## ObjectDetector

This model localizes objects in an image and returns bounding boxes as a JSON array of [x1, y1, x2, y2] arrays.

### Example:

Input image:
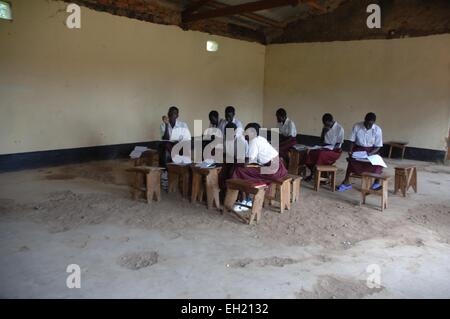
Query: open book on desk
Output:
[[308, 145, 335, 151], [352, 152, 387, 168]]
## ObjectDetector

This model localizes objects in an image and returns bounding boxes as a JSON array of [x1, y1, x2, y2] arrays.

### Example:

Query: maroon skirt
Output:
[[279, 137, 297, 161], [231, 157, 288, 185], [305, 149, 342, 168], [346, 146, 383, 175]]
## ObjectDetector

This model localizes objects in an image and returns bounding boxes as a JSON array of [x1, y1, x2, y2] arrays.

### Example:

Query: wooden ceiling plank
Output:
[[183, 0, 299, 23], [183, 0, 214, 15]]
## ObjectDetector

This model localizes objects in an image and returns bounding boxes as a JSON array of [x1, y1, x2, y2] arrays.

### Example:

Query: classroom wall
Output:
[[0, 0, 265, 155], [263, 35, 450, 151]]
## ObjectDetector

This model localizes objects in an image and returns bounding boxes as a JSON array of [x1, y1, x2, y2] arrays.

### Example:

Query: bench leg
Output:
[[206, 171, 221, 210], [168, 172, 178, 193], [412, 168, 417, 193], [330, 171, 336, 192], [250, 189, 265, 224], [314, 171, 321, 192], [146, 171, 161, 203], [133, 172, 144, 200], [224, 189, 239, 213], [191, 172, 201, 203]]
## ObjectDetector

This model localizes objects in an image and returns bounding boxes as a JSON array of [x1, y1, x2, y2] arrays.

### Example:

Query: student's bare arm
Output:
[[368, 147, 380, 156]]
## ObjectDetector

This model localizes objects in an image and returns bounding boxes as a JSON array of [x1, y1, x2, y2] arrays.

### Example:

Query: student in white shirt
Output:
[[304, 113, 344, 181], [218, 106, 243, 135], [219, 122, 248, 191], [160, 106, 191, 166], [276, 108, 298, 162], [208, 110, 221, 129], [232, 122, 288, 182], [338, 112, 384, 192]]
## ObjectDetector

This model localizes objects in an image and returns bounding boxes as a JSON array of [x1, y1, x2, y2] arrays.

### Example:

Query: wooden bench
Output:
[[166, 163, 191, 197], [288, 148, 308, 177], [386, 141, 408, 159], [314, 165, 337, 192], [134, 149, 159, 167], [288, 174, 302, 204], [394, 166, 417, 197], [266, 176, 292, 214], [190, 165, 221, 210], [126, 166, 164, 203], [360, 173, 391, 211], [223, 179, 268, 225]]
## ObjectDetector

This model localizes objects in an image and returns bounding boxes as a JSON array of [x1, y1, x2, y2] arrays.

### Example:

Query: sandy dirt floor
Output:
[[1, 156, 450, 298]]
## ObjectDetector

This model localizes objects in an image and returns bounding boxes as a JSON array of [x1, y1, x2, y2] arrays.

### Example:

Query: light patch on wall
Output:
[[0, 1, 12, 20], [206, 40, 218, 52]]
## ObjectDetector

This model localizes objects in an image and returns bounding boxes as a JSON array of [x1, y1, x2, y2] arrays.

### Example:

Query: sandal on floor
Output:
[[371, 182, 382, 190], [337, 184, 352, 192]]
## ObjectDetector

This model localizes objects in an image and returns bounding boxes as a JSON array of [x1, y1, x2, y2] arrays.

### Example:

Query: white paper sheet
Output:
[[352, 151, 368, 159], [367, 154, 387, 168], [129, 146, 149, 159], [172, 155, 192, 165]]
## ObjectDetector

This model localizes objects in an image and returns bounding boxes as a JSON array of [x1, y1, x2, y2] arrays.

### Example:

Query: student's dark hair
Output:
[[168, 106, 179, 114], [276, 108, 287, 117], [322, 113, 333, 122], [225, 122, 237, 130], [245, 122, 261, 136], [209, 110, 219, 118], [225, 106, 235, 114], [365, 112, 376, 122]]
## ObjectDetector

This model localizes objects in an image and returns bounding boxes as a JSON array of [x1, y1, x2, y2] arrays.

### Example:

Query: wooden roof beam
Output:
[[183, 0, 299, 23]]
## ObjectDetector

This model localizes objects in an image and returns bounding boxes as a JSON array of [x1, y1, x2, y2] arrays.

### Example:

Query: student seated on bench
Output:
[[218, 122, 248, 191], [304, 113, 344, 182], [337, 112, 384, 192], [208, 110, 221, 129], [218, 106, 243, 135], [232, 123, 288, 184], [160, 106, 191, 166], [276, 108, 297, 162]]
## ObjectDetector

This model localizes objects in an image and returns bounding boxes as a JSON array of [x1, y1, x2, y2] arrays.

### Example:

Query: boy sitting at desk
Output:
[[276, 108, 298, 162], [337, 112, 384, 192], [304, 113, 344, 182], [160, 106, 191, 166]]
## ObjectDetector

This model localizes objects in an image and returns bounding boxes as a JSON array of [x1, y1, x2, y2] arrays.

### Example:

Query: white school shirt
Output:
[[160, 120, 191, 141], [248, 136, 279, 166], [324, 121, 345, 148], [218, 118, 243, 135], [277, 118, 297, 137], [225, 135, 248, 162], [349, 122, 383, 148]]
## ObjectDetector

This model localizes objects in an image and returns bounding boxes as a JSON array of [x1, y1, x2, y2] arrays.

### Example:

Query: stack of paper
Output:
[[196, 159, 216, 168], [293, 144, 308, 151], [352, 152, 387, 167], [129, 146, 148, 159], [367, 154, 387, 168], [352, 151, 368, 159], [172, 155, 192, 165]]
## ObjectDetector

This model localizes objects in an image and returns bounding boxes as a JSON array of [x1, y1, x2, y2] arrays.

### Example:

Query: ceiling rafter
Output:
[[182, 0, 300, 23]]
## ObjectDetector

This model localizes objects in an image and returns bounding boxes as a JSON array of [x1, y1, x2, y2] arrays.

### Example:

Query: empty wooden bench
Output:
[[166, 163, 191, 198], [386, 141, 408, 159], [360, 172, 391, 211], [191, 165, 221, 210], [223, 179, 268, 225], [288, 174, 302, 204], [288, 148, 308, 177], [134, 149, 159, 167], [314, 165, 337, 192], [266, 175, 292, 214], [394, 165, 417, 197], [126, 166, 164, 203]]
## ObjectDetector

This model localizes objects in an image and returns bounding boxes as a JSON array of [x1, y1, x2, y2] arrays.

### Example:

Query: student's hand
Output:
[[162, 115, 169, 124]]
